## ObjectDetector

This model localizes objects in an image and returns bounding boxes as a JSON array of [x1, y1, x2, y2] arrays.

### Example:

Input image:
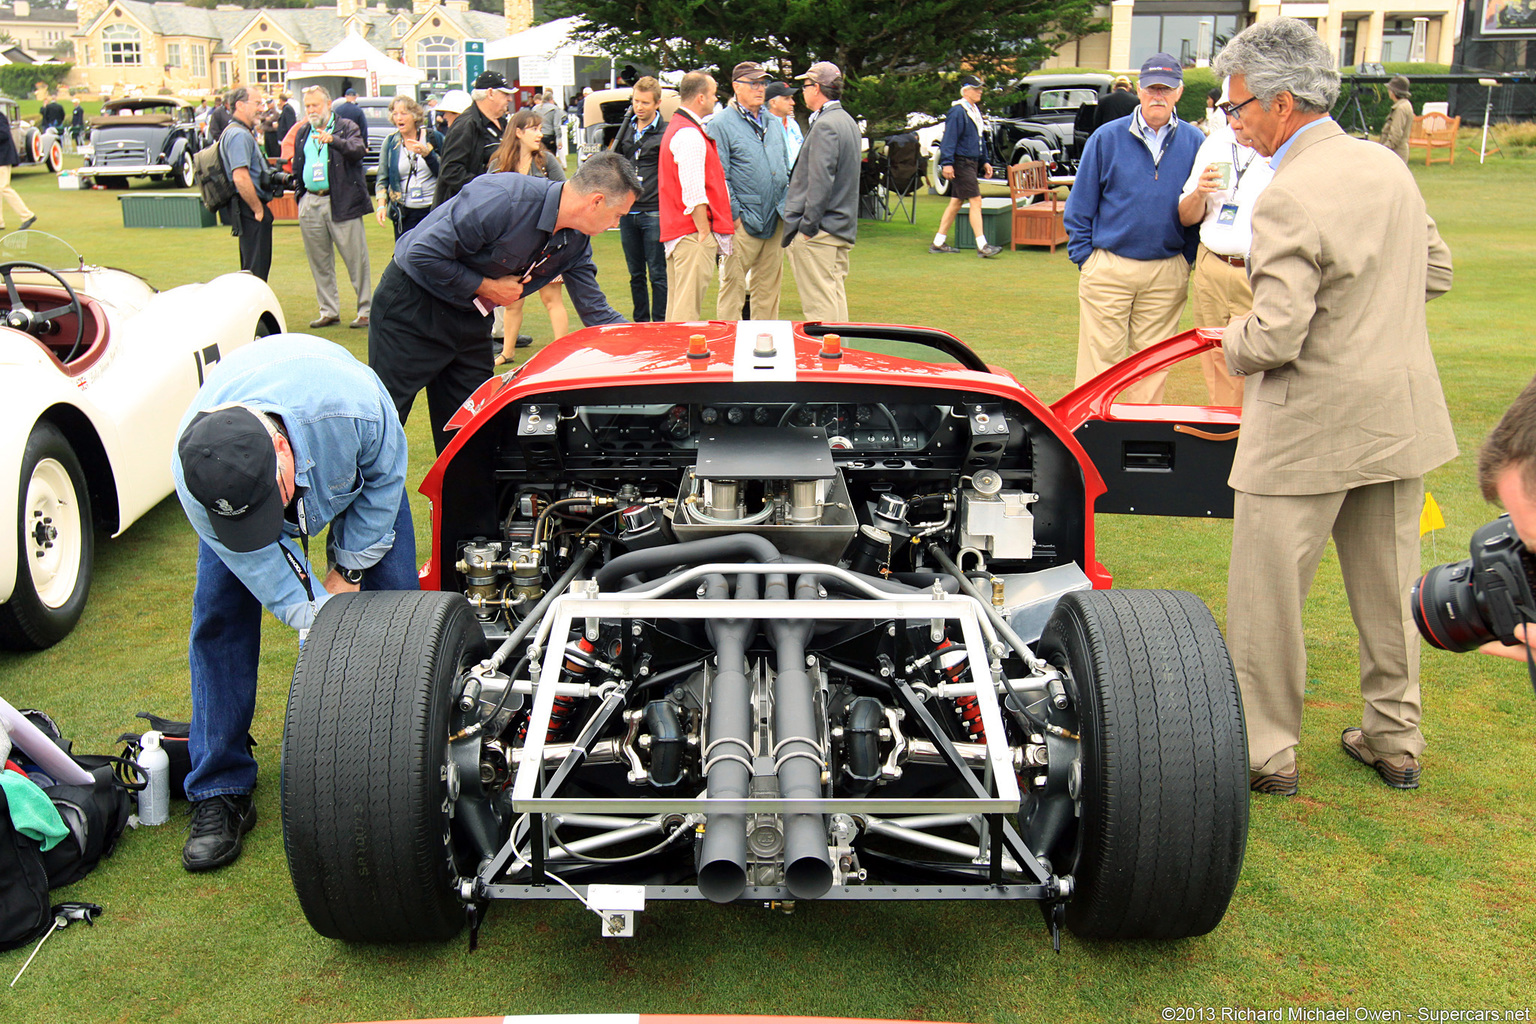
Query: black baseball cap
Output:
[[765, 81, 794, 102], [473, 69, 517, 94], [178, 405, 284, 553]]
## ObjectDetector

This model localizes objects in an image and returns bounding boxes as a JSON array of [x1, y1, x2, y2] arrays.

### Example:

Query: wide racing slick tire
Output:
[[282, 590, 488, 943], [1037, 589, 1248, 941], [0, 422, 94, 651]]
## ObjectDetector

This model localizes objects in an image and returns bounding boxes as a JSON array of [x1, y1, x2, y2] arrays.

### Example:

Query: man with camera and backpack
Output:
[[217, 87, 277, 281]]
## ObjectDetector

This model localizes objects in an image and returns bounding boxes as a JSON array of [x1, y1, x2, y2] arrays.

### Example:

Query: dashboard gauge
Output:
[[699, 406, 719, 425], [753, 406, 771, 425], [726, 406, 746, 425]]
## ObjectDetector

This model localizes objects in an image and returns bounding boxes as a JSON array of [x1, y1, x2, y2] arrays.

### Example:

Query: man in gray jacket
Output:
[[708, 60, 790, 320], [782, 62, 861, 322]]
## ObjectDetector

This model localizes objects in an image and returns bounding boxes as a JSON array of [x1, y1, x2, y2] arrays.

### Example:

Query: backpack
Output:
[[194, 133, 238, 212], [0, 786, 53, 952]]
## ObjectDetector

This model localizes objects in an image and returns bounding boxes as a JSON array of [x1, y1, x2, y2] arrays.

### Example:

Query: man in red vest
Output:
[[659, 71, 734, 320]]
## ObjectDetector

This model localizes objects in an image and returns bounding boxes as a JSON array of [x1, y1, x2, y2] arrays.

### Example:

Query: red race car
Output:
[[281, 321, 1245, 948]]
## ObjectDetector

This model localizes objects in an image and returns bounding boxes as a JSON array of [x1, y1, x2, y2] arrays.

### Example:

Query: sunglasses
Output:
[[1219, 95, 1259, 119]]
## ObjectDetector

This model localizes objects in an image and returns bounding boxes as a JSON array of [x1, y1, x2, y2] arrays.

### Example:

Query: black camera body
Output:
[[1413, 515, 1536, 652], [268, 170, 296, 196]]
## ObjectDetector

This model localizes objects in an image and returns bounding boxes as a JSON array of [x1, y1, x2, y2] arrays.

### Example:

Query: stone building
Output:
[[70, 0, 536, 97]]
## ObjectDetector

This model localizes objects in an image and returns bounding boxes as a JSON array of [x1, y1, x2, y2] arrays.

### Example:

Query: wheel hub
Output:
[[23, 458, 82, 609]]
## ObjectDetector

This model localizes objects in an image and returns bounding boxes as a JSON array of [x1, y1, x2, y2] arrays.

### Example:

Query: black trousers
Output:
[[368, 260, 493, 455], [235, 201, 273, 281]]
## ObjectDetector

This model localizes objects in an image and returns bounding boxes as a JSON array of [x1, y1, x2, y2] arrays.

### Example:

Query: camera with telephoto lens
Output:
[[268, 170, 296, 196], [1412, 515, 1536, 652]]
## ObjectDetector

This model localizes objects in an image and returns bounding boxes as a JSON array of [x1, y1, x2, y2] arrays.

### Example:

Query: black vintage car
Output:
[[79, 96, 199, 189], [992, 72, 1115, 175]]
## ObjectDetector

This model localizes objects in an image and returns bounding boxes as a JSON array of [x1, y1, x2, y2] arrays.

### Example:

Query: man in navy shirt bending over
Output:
[[367, 151, 640, 455]]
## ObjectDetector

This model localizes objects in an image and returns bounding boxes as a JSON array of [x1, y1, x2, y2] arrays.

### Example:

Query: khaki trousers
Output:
[[1228, 478, 1425, 774], [0, 164, 33, 224], [1074, 248, 1189, 404], [665, 232, 717, 321], [787, 231, 851, 322], [1190, 244, 1250, 407], [717, 221, 784, 320]]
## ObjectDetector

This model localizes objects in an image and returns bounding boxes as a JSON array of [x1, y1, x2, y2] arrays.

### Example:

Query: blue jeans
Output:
[[184, 490, 418, 801], [618, 210, 667, 322]]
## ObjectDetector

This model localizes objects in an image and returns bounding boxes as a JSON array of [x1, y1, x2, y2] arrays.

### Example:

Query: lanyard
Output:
[[1230, 143, 1256, 192], [279, 491, 313, 604]]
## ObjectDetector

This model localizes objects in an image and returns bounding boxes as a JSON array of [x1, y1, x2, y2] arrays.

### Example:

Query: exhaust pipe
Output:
[[763, 573, 835, 899], [695, 573, 757, 903]]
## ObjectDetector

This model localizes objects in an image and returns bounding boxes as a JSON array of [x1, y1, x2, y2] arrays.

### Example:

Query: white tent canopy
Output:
[[483, 16, 608, 62], [288, 32, 425, 90]]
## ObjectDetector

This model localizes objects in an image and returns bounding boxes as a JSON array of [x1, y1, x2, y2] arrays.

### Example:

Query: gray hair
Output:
[[471, 88, 491, 102], [303, 84, 332, 104], [1212, 17, 1340, 114], [569, 150, 642, 206]]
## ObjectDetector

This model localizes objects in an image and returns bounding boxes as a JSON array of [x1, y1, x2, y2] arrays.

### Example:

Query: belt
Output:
[[1213, 252, 1247, 268], [307, 188, 330, 196]]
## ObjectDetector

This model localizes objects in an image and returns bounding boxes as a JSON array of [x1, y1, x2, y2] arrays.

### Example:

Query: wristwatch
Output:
[[337, 566, 365, 585]]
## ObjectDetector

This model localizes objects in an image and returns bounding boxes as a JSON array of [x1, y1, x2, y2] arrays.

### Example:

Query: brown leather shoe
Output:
[[1341, 727, 1420, 789], [1249, 765, 1299, 796]]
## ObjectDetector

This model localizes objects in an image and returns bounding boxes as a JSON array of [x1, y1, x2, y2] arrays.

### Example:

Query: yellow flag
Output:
[[1420, 491, 1446, 536]]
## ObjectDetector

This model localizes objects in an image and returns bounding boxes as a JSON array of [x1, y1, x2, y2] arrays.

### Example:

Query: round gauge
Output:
[[753, 406, 771, 425], [856, 404, 874, 424], [663, 405, 690, 439], [793, 406, 815, 427], [700, 406, 719, 425], [726, 406, 746, 425]]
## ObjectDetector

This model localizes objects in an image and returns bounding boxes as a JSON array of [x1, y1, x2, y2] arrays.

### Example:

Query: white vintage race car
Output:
[[0, 232, 285, 650]]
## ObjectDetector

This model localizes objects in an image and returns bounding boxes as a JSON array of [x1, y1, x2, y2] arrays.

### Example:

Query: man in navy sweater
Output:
[[1064, 53, 1201, 404]]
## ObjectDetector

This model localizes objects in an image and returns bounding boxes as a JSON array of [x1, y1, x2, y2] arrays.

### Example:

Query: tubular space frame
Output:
[[508, 564, 1023, 817]]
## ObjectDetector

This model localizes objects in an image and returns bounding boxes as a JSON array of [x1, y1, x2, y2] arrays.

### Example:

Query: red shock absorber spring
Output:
[[519, 637, 596, 741], [954, 695, 986, 742], [937, 639, 984, 742]]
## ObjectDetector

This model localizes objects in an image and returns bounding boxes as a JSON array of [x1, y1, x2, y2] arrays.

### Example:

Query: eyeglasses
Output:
[[734, 79, 767, 88], [1220, 94, 1259, 119]]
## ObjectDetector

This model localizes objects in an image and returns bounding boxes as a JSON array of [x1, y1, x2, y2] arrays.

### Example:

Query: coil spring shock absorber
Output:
[[937, 639, 984, 742], [518, 637, 597, 741]]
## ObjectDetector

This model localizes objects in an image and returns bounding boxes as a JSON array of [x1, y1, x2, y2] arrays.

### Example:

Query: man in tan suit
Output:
[[1213, 19, 1457, 795]]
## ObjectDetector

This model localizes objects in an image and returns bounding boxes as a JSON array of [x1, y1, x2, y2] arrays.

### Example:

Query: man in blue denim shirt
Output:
[[171, 335, 416, 872], [368, 150, 640, 455]]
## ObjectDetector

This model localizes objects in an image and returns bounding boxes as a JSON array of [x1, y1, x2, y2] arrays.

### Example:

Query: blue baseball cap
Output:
[[1139, 53, 1184, 89]]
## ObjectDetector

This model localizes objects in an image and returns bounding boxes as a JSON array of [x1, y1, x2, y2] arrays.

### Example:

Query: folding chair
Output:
[[882, 132, 923, 224]]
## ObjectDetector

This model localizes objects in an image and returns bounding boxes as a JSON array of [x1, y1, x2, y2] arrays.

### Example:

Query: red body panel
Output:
[[418, 322, 1112, 592]]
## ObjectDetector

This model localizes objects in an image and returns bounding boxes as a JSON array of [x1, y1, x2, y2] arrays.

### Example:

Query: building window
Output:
[[166, 42, 181, 68], [394, 21, 406, 37], [1339, 17, 1364, 67], [1128, 12, 1241, 69], [1380, 18, 1418, 63], [416, 35, 461, 85], [218, 59, 231, 89], [191, 43, 207, 79], [45, 30, 62, 42], [246, 40, 286, 87], [102, 23, 143, 66]]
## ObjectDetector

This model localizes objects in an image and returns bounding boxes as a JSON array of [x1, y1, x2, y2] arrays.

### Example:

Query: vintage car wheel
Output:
[[1036, 589, 1248, 941], [44, 139, 63, 173], [0, 423, 94, 651], [26, 128, 41, 164], [282, 590, 489, 943], [176, 151, 195, 189]]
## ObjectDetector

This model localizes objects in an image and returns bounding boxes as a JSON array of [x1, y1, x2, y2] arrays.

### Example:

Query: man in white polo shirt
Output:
[[1177, 80, 1274, 406]]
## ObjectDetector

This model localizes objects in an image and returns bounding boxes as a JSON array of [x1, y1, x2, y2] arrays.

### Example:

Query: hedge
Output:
[[0, 63, 74, 101]]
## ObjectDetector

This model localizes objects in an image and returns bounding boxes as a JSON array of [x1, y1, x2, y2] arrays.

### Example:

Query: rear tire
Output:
[[177, 151, 195, 189], [0, 422, 94, 651], [45, 140, 63, 173], [282, 590, 487, 942], [1037, 589, 1248, 940]]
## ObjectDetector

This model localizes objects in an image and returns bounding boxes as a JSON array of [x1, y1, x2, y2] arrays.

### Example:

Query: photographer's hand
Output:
[[1479, 623, 1535, 661]]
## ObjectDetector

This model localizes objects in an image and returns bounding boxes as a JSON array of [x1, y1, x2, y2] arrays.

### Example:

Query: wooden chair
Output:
[[1009, 161, 1068, 253], [1408, 113, 1460, 166]]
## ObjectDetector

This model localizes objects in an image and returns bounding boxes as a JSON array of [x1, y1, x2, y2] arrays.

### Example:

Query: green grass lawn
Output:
[[2, 150, 1535, 1022]]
